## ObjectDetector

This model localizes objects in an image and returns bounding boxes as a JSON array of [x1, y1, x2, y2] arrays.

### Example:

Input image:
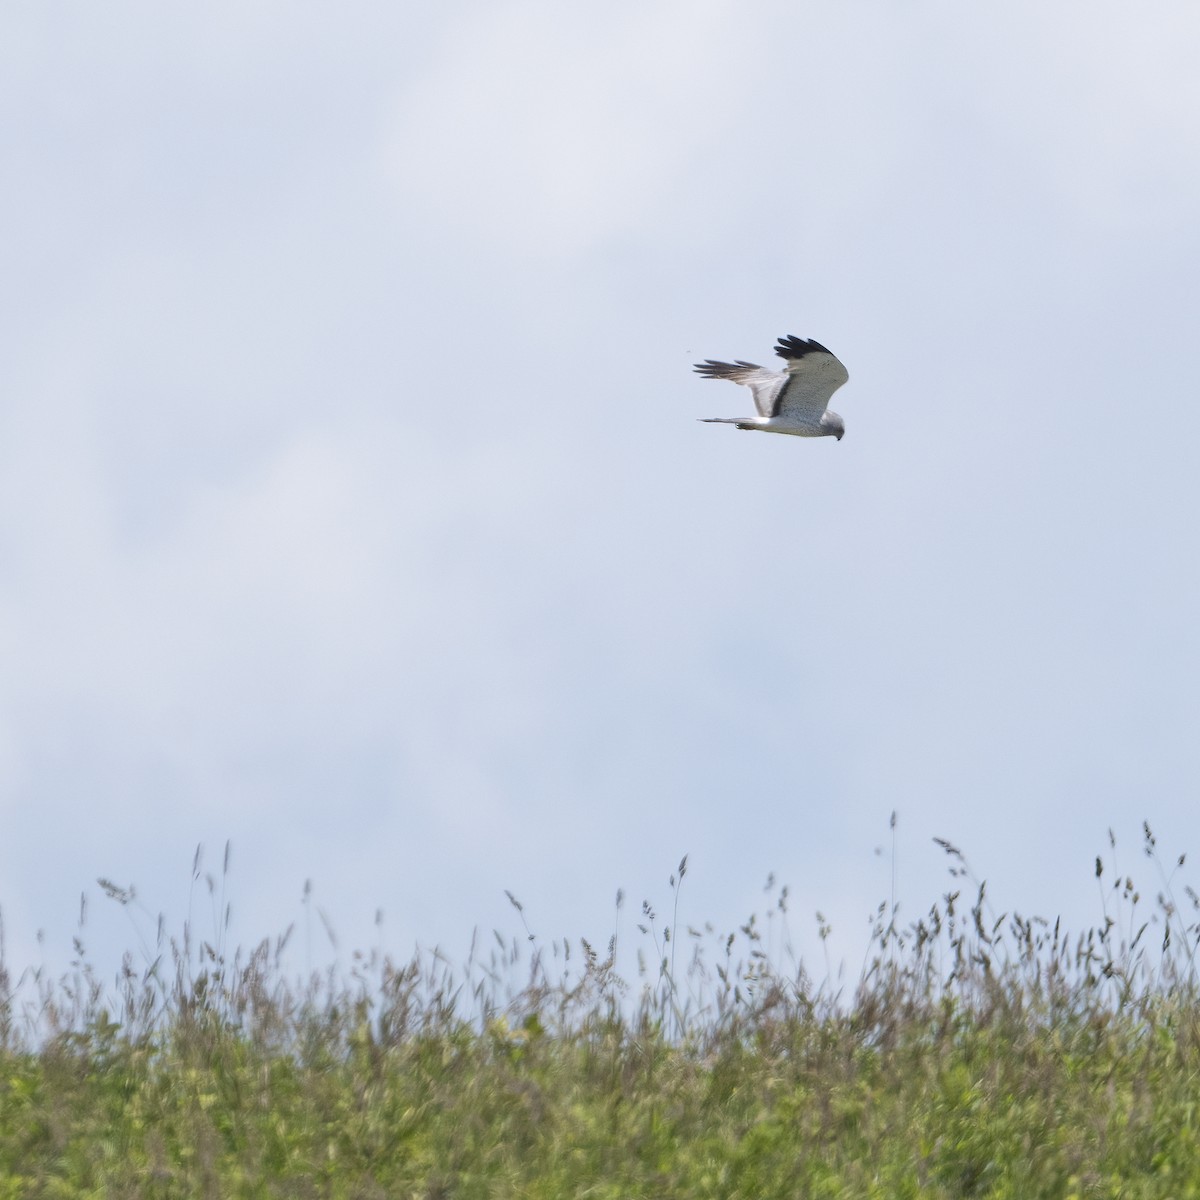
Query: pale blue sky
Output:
[[3, 1, 1199, 983]]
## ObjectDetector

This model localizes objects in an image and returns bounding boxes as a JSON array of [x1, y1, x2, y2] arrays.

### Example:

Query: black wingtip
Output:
[[693, 359, 763, 379], [774, 335, 833, 361]]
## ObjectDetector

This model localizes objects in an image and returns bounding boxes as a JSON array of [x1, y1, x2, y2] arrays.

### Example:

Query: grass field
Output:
[[3, 825, 1200, 1198]]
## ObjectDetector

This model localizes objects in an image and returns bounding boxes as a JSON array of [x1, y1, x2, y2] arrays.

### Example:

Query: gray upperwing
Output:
[[692, 359, 788, 418], [771, 335, 849, 421]]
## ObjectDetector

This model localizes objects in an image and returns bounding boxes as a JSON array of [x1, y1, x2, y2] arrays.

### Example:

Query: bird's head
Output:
[[823, 411, 845, 441]]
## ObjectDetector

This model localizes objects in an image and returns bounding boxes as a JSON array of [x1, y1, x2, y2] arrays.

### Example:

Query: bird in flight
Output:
[[694, 334, 849, 440]]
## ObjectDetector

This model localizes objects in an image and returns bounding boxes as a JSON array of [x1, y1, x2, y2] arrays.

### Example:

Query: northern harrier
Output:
[[695, 335, 849, 440]]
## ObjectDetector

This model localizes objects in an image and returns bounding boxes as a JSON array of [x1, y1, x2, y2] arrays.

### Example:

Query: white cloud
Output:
[[911, 4, 1200, 234], [382, 0, 755, 258], [2, 0, 1200, 985]]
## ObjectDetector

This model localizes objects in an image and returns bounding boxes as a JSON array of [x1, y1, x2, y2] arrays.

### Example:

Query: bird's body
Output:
[[694, 334, 849, 440]]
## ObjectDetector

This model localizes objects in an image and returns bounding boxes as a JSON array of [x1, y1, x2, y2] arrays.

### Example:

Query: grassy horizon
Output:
[[2, 821, 1200, 1197]]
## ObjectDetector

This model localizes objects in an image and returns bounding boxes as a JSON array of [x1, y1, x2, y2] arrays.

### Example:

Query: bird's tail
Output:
[[700, 418, 763, 431]]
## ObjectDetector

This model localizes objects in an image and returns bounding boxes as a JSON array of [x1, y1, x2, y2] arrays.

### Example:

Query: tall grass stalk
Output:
[[2, 825, 1200, 1195]]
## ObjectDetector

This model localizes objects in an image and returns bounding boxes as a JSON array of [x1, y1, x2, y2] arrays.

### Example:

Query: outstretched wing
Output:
[[771, 335, 849, 421], [692, 359, 788, 418]]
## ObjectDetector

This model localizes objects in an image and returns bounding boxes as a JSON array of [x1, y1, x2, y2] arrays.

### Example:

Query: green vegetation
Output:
[[3, 826, 1200, 1198]]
